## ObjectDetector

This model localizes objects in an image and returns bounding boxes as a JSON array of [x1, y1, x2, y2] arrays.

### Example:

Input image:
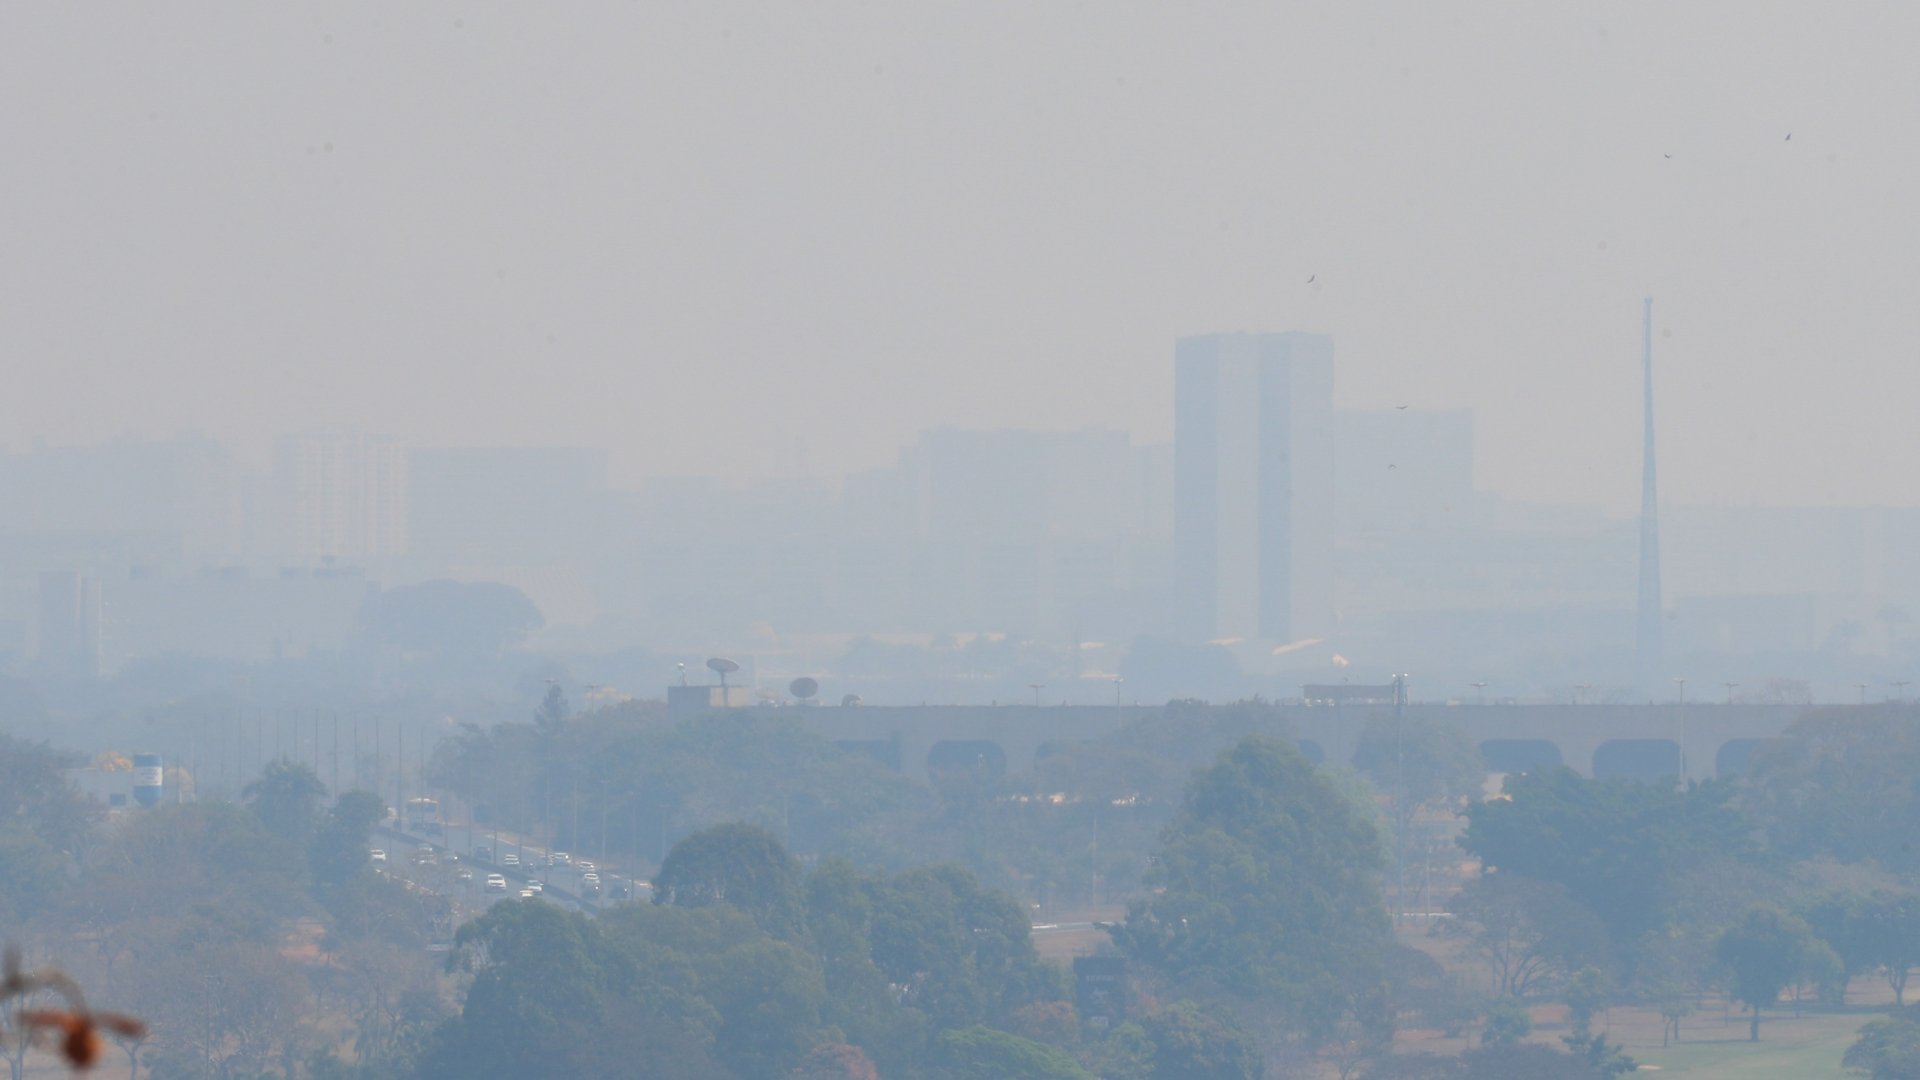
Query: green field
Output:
[[1603, 1004, 1867, 1078]]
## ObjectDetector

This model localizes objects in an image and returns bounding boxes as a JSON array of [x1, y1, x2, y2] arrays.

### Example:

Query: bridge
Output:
[[669, 689, 1820, 783]]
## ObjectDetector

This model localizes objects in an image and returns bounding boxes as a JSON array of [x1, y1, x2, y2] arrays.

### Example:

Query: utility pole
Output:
[[599, 780, 610, 868], [1396, 672, 1408, 914]]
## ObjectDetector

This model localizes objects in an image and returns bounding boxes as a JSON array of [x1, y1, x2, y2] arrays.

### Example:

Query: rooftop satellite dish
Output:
[[841, 693, 863, 707], [706, 657, 739, 694], [790, 677, 819, 702]]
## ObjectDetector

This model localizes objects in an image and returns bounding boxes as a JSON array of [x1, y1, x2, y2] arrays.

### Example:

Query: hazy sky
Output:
[[4, 3, 1917, 513]]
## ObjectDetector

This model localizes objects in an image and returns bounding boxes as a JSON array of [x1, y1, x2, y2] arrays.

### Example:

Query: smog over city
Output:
[[3, 5, 1920, 1080]]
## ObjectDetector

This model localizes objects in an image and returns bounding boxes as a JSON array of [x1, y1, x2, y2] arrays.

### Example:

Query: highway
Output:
[[374, 818, 651, 923]]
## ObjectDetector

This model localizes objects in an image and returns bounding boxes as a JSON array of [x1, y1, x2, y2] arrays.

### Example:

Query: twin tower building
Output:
[[1174, 332, 1334, 647]]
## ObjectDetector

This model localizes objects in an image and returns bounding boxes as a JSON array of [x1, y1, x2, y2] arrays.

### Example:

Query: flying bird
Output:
[[1785, 133, 1792, 141], [1663, 153, 1672, 159], [1306, 274, 1316, 283], [1395, 404, 1409, 410]]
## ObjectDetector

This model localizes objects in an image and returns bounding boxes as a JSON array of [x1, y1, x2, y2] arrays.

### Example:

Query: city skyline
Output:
[[7, 5, 1920, 515]]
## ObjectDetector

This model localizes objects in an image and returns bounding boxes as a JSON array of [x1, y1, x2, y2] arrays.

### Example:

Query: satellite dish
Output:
[[790, 677, 819, 702], [706, 657, 739, 694], [840, 693, 863, 707]]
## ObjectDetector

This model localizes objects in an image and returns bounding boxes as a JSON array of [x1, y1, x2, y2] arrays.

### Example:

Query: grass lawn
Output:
[[1610, 1004, 1867, 1078]]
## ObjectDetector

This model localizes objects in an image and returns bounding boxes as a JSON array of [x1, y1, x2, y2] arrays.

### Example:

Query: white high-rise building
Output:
[[1173, 332, 1334, 643], [273, 432, 408, 563]]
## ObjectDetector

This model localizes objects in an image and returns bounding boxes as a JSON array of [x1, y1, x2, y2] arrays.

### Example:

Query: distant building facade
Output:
[[36, 570, 100, 679], [1174, 332, 1334, 643], [273, 432, 408, 564]]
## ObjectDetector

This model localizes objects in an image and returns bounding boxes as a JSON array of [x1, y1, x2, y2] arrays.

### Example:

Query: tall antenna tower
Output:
[[1635, 297, 1664, 693]]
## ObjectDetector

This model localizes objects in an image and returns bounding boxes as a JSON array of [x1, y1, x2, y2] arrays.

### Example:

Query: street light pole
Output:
[[1672, 677, 1686, 705], [1471, 681, 1487, 705], [1723, 682, 1739, 705], [598, 780, 610, 869]]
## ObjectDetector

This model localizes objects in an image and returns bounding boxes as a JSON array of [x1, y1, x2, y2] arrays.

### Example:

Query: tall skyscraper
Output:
[[1635, 298, 1664, 690], [1173, 332, 1334, 643]]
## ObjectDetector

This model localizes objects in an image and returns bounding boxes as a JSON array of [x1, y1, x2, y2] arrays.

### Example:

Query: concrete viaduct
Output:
[[739, 702, 1819, 784]]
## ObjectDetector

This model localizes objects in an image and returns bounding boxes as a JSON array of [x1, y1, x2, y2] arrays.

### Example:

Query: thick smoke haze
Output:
[[5, 3, 1918, 510]]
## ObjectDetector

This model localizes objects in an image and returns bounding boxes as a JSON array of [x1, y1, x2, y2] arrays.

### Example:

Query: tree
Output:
[[74, 802, 312, 937], [323, 939, 448, 1076], [1631, 931, 1698, 1047], [1114, 737, 1388, 1041], [535, 683, 570, 729], [705, 938, 828, 1078], [1562, 966, 1609, 1038], [1481, 997, 1531, 1047], [242, 758, 328, 845], [1079, 1022, 1156, 1080], [308, 789, 386, 887], [0, 830, 67, 924], [1141, 1003, 1264, 1080], [1461, 768, 1750, 948], [1845, 1012, 1920, 1080], [1716, 908, 1831, 1041], [933, 1026, 1095, 1080], [1351, 715, 1484, 837], [1863, 893, 1920, 1006], [802, 858, 927, 1075], [654, 823, 809, 940], [421, 900, 729, 1080], [791, 1042, 881, 1080], [870, 863, 1062, 1031], [0, 733, 94, 855], [1444, 874, 1608, 999], [1804, 891, 1880, 1002], [134, 936, 311, 1079], [1743, 709, 1920, 872]]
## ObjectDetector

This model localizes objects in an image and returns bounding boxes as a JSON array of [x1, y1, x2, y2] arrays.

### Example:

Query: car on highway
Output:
[[501, 853, 520, 868], [369, 849, 387, 863], [518, 888, 536, 899], [576, 861, 596, 873], [484, 874, 508, 892], [551, 851, 572, 866], [455, 869, 473, 884], [608, 881, 631, 900], [525, 881, 543, 894], [474, 845, 492, 861]]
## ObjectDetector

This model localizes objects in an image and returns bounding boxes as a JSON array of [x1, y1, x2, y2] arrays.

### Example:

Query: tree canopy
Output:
[[1112, 735, 1388, 1043], [1461, 768, 1749, 947]]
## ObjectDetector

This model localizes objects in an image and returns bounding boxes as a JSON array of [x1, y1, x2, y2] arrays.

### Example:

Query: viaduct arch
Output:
[[713, 702, 1815, 783]]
